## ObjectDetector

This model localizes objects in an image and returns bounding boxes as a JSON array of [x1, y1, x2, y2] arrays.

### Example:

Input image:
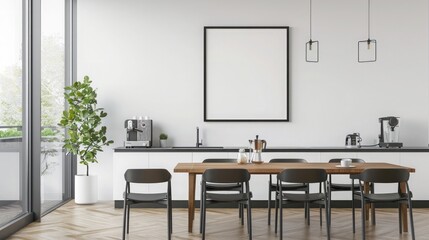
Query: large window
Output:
[[0, 0, 28, 228], [0, 0, 75, 237], [41, 0, 71, 214]]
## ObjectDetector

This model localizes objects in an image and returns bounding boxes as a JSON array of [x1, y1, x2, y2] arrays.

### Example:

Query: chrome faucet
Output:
[[196, 127, 203, 147]]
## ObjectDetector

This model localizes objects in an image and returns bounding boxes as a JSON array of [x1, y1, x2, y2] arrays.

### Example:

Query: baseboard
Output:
[[114, 200, 429, 208]]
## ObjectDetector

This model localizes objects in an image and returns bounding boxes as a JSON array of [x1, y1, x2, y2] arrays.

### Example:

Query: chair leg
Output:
[[167, 199, 172, 240], [248, 200, 253, 240], [325, 198, 331, 240], [268, 187, 271, 225], [371, 184, 376, 226], [279, 199, 283, 240], [242, 204, 245, 225], [275, 192, 279, 234], [202, 197, 206, 240], [408, 198, 416, 240], [361, 199, 366, 240], [240, 185, 244, 219], [127, 204, 130, 234], [122, 200, 127, 240], [352, 192, 356, 233], [200, 189, 203, 234]]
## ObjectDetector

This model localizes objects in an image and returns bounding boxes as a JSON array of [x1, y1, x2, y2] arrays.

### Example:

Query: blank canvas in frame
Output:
[[204, 27, 289, 121]]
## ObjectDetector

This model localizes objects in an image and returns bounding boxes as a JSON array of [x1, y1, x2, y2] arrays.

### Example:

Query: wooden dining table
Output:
[[174, 162, 415, 233]]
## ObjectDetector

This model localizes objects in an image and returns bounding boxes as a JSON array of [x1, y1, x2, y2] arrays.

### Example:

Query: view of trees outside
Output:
[[0, 0, 26, 227], [0, 0, 23, 139], [0, 0, 67, 213], [0, 36, 65, 138], [40, 0, 67, 211]]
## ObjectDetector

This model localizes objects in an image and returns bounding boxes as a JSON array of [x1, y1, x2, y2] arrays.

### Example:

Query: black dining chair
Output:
[[122, 169, 172, 240], [327, 158, 374, 231], [199, 158, 244, 233], [352, 169, 415, 240], [267, 158, 309, 228], [201, 168, 252, 240], [277, 169, 330, 240]]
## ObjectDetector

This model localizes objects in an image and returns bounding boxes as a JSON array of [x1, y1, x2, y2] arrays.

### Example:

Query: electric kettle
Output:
[[345, 133, 362, 148]]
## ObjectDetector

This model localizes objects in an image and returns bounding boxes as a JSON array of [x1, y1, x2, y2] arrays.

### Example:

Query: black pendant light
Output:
[[305, 0, 319, 63], [358, 0, 377, 62]]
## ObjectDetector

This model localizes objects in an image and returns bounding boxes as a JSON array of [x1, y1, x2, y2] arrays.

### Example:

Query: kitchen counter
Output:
[[114, 146, 429, 153]]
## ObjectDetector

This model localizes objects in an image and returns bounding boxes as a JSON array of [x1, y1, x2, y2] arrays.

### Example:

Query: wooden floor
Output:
[[9, 201, 429, 240]]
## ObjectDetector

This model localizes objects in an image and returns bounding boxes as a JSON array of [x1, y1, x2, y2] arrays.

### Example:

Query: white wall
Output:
[[77, 0, 429, 200]]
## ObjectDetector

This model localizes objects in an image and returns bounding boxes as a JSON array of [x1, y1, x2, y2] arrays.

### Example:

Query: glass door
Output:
[[0, 0, 29, 228], [40, 0, 72, 214]]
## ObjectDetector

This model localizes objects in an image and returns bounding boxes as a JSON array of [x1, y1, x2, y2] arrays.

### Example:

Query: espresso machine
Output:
[[248, 135, 267, 164], [124, 118, 152, 148], [378, 116, 403, 148]]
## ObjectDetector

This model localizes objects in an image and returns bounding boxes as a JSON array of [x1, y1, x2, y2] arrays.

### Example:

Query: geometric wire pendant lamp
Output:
[[358, 0, 377, 63], [306, 0, 319, 62]]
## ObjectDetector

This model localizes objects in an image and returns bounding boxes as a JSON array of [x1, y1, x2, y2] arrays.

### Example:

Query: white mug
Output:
[[341, 159, 352, 167]]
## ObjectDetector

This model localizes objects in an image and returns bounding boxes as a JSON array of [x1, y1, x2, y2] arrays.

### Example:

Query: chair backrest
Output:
[[203, 169, 250, 183], [269, 158, 307, 163], [278, 169, 327, 183], [124, 169, 171, 183], [358, 169, 410, 183], [329, 158, 365, 163], [203, 158, 237, 163]]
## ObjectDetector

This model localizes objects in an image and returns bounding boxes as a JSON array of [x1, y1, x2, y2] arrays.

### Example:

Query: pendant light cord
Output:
[[309, 0, 312, 41], [367, 0, 371, 40]]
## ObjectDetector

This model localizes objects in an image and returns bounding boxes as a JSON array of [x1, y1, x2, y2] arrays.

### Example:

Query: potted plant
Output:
[[159, 133, 168, 148], [58, 76, 114, 204]]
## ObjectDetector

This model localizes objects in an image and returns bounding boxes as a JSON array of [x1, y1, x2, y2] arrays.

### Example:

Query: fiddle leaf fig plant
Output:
[[58, 76, 114, 176]]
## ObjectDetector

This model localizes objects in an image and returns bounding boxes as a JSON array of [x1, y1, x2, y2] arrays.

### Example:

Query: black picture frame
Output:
[[204, 26, 290, 122]]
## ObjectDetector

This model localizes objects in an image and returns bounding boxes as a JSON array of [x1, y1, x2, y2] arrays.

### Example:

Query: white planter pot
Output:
[[75, 175, 98, 204], [160, 139, 168, 148]]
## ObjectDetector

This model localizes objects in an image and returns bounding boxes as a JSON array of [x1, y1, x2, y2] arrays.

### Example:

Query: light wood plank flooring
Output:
[[9, 201, 429, 240]]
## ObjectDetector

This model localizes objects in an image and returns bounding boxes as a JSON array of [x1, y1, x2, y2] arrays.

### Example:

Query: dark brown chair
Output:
[[123, 169, 172, 240], [201, 169, 252, 240], [200, 158, 244, 233], [327, 158, 371, 231], [277, 169, 330, 240], [267, 158, 309, 229], [353, 169, 415, 240]]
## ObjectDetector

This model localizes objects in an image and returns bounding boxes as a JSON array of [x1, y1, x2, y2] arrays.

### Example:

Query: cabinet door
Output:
[[193, 152, 230, 200], [148, 153, 192, 200], [113, 152, 149, 200], [400, 153, 429, 200]]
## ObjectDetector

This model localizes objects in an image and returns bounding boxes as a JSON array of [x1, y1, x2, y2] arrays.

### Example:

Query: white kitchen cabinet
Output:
[[400, 153, 429, 200], [148, 153, 192, 200], [112, 152, 149, 200], [113, 150, 428, 204]]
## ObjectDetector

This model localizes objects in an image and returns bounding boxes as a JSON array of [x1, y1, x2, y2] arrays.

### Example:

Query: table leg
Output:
[[188, 173, 196, 233], [400, 182, 408, 232]]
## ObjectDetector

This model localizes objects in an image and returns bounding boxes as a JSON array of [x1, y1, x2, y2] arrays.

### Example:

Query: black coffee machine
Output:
[[124, 118, 152, 148], [379, 116, 403, 148]]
